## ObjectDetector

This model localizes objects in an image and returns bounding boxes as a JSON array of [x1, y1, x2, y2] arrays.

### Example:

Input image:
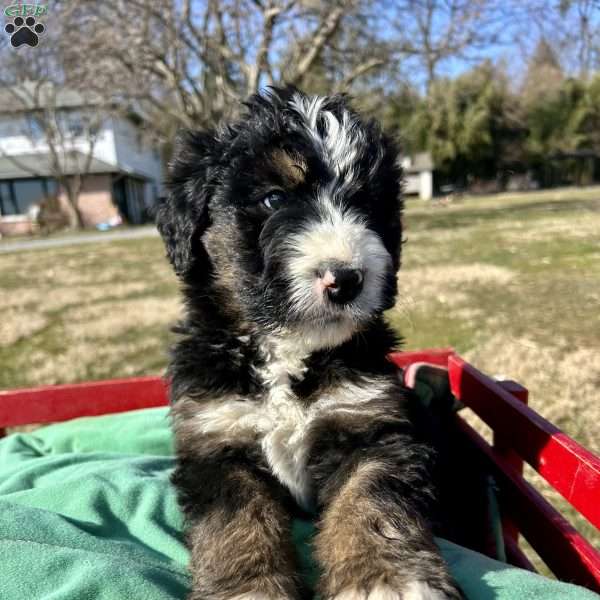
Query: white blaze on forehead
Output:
[[285, 93, 391, 336], [289, 93, 364, 179]]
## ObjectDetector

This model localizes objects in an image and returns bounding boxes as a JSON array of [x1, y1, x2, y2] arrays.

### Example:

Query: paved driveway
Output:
[[0, 226, 160, 254]]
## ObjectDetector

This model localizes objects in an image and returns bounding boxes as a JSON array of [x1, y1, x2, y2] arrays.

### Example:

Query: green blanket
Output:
[[0, 407, 597, 600]]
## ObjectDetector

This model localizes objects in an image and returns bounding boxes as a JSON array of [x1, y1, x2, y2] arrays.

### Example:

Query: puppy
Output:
[[157, 87, 462, 600]]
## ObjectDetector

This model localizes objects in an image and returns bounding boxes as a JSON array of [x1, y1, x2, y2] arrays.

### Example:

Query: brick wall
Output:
[[57, 174, 120, 227]]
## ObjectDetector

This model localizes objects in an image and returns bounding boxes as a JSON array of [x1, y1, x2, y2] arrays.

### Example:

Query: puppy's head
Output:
[[158, 87, 403, 351]]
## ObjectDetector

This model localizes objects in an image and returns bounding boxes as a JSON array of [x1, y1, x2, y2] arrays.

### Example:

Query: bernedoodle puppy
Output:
[[157, 87, 462, 600]]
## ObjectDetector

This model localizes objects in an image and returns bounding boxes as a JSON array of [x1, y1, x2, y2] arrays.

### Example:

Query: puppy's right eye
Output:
[[262, 191, 286, 211]]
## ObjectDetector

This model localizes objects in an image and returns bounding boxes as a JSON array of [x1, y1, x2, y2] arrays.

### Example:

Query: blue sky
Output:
[[377, 1, 600, 91]]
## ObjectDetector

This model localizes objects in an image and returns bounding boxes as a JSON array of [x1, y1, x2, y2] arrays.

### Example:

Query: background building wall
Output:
[[0, 113, 117, 167], [58, 174, 119, 227], [112, 117, 163, 201]]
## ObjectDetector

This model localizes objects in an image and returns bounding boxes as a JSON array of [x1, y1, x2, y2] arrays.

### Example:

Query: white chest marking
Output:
[[191, 363, 391, 510], [253, 340, 313, 508], [261, 378, 312, 508]]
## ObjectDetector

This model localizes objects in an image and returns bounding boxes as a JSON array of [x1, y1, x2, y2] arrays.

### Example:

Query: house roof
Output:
[[0, 81, 105, 114], [0, 152, 120, 179]]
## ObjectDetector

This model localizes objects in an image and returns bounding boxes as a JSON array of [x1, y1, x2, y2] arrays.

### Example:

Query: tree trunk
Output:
[[64, 184, 85, 229]]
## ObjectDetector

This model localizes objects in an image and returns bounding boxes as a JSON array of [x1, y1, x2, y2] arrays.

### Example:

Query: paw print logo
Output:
[[5, 16, 45, 48]]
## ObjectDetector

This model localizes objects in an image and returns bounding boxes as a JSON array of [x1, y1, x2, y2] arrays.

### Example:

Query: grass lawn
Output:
[[1, 185, 599, 564], [391, 186, 600, 454]]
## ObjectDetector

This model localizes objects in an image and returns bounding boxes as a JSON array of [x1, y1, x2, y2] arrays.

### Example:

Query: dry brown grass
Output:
[[465, 335, 600, 451], [66, 297, 181, 339], [0, 307, 48, 347], [391, 189, 600, 455], [399, 263, 515, 309], [0, 237, 179, 388]]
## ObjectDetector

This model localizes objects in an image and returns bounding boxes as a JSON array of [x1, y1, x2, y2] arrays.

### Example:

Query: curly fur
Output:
[[157, 86, 462, 600]]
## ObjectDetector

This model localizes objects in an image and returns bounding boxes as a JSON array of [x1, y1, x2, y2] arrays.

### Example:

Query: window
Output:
[[0, 182, 17, 215], [66, 113, 84, 137], [25, 115, 45, 140], [0, 178, 59, 215], [0, 118, 21, 137], [12, 179, 45, 213], [112, 176, 149, 224]]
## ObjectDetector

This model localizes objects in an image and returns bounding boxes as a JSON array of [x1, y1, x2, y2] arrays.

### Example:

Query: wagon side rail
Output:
[[0, 376, 169, 436], [390, 350, 600, 592]]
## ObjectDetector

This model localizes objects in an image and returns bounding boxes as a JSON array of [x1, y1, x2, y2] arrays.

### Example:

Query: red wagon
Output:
[[1, 348, 599, 593]]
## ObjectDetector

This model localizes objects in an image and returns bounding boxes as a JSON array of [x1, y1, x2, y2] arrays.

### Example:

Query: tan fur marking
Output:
[[316, 461, 386, 571], [200, 222, 250, 323], [187, 466, 299, 600], [270, 150, 307, 186], [171, 397, 260, 453], [316, 461, 409, 597], [315, 460, 456, 599]]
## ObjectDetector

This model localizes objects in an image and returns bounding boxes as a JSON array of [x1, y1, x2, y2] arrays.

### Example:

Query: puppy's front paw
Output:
[[331, 582, 455, 600], [228, 594, 277, 600], [228, 594, 291, 600], [401, 581, 454, 600]]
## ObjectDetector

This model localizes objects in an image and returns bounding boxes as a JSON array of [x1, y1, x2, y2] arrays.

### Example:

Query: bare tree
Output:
[[387, 0, 507, 93], [0, 39, 111, 228], [558, 0, 600, 79], [54, 0, 390, 142]]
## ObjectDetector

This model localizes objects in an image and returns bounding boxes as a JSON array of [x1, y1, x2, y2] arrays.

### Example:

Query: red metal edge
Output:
[[456, 416, 600, 592], [0, 376, 169, 428], [448, 355, 600, 532], [388, 348, 454, 369], [495, 380, 529, 545]]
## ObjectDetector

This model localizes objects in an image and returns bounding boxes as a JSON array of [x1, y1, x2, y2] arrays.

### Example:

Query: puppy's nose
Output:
[[324, 268, 364, 304]]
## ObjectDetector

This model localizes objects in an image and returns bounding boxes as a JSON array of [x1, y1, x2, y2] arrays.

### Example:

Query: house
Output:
[[0, 82, 163, 233], [401, 152, 434, 200]]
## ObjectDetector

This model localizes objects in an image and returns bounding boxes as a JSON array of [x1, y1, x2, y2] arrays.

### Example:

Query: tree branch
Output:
[[289, 5, 345, 85], [336, 57, 386, 91]]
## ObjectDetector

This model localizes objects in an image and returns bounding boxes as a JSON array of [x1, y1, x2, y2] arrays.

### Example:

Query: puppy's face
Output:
[[159, 88, 402, 350]]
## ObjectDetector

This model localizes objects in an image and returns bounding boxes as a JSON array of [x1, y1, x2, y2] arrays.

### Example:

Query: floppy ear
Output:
[[157, 130, 219, 277], [373, 129, 404, 272]]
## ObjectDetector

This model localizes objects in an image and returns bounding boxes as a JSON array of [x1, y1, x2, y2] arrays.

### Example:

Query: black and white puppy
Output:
[[157, 87, 462, 600]]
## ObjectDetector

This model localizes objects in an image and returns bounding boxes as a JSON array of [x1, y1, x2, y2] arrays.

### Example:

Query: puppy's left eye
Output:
[[262, 191, 286, 211]]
